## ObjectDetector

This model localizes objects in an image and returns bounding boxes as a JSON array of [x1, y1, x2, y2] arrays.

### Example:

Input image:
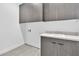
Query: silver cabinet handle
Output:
[[51, 42, 57, 44], [57, 43, 64, 45], [51, 42, 64, 45]]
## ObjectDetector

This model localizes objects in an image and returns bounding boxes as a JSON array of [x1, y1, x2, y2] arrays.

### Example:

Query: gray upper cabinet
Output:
[[43, 3, 57, 21], [44, 3, 77, 21], [75, 3, 79, 19], [19, 3, 43, 23], [20, 3, 79, 23]]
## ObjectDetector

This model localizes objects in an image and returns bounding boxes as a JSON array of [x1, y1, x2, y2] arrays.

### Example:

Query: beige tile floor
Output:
[[1, 44, 40, 56]]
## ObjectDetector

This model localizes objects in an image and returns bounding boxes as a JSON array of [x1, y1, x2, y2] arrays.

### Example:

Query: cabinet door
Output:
[[57, 39, 75, 56], [41, 37, 58, 56], [71, 41, 79, 56], [57, 39, 79, 56], [20, 3, 43, 23], [44, 3, 76, 21], [44, 3, 57, 21]]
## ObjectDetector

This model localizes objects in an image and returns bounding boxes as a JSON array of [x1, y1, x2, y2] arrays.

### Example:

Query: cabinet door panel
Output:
[[62, 4, 76, 19], [41, 37, 58, 56], [44, 3, 76, 21], [20, 3, 43, 23], [44, 3, 57, 21], [56, 3, 65, 20], [71, 41, 79, 56], [58, 40, 79, 56], [57, 40, 75, 56]]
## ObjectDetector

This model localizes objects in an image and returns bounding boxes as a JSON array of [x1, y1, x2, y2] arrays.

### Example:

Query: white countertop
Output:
[[41, 33, 79, 41]]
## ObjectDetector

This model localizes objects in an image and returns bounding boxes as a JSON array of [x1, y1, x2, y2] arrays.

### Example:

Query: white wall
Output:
[[0, 3, 24, 55], [43, 20, 79, 32], [20, 19, 79, 48]]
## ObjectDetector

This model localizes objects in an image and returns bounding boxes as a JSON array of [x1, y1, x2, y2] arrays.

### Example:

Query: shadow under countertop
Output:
[[45, 31, 79, 36]]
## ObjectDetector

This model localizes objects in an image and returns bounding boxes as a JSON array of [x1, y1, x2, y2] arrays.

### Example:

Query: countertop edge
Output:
[[40, 33, 79, 42]]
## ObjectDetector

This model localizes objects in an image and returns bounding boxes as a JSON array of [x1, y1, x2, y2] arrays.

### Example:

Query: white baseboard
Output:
[[25, 42, 40, 48], [0, 42, 24, 55]]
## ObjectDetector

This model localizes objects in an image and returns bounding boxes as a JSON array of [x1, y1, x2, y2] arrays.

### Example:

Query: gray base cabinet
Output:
[[41, 36, 79, 56]]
